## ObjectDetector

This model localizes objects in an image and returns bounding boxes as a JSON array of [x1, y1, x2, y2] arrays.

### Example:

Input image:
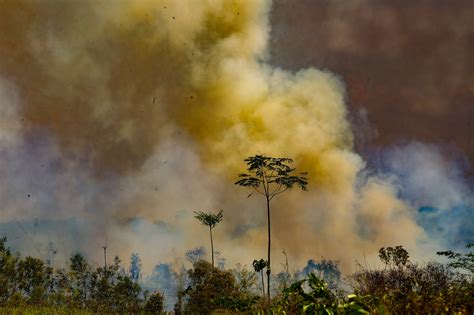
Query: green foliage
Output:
[[276, 273, 371, 314], [0, 237, 472, 315], [194, 209, 223, 229], [437, 242, 474, 273], [253, 259, 268, 297], [252, 259, 268, 273], [184, 260, 259, 314], [194, 210, 223, 268], [235, 155, 308, 198], [351, 245, 474, 314], [185, 246, 206, 264], [232, 264, 257, 293], [0, 237, 19, 305], [214, 295, 260, 312], [0, 306, 94, 314], [17, 257, 53, 305], [87, 256, 142, 312], [302, 259, 341, 291], [68, 254, 91, 308], [378, 246, 410, 268], [0, 237, 165, 313], [144, 291, 164, 314]]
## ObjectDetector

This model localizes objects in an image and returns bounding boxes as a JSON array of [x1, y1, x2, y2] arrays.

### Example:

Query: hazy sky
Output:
[[270, 0, 474, 164], [0, 0, 472, 271]]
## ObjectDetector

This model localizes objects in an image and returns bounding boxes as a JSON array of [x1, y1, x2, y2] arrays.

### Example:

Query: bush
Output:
[[144, 291, 164, 314], [274, 273, 371, 314], [184, 260, 259, 314], [350, 245, 474, 314]]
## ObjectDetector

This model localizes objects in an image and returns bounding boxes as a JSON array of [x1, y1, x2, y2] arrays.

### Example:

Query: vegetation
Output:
[[0, 234, 472, 314], [0, 237, 162, 314], [349, 245, 474, 314], [437, 242, 474, 273], [194, 210, 224, 268], [252, 259, 268, 298], [1, 155, 473, 314], [235, 155, 308, 301]]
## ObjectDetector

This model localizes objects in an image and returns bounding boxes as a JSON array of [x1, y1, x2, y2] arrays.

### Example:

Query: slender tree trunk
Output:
[[266, 195, 271, 301], [210, 226, 214, 268], [103, 246, 107, 272]]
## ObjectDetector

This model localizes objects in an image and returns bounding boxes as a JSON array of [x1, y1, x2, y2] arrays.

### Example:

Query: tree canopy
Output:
[[235, 155, 308, 200], [194, 210, 224, 229]]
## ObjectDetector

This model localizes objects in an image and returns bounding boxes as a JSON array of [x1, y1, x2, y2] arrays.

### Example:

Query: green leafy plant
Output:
[[277, 273, 371, 314]]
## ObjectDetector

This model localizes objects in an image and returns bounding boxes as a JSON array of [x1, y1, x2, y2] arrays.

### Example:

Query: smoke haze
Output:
[[0, 0, 471, 272]]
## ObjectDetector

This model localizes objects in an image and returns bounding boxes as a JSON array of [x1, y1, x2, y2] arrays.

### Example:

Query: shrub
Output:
[[144, 291, 164, 314]]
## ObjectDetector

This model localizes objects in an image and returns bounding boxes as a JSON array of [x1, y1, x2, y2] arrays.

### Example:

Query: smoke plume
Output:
[[0, 0, 459, 272]]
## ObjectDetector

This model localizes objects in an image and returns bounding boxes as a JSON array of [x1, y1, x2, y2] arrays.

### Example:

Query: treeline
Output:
[[0, 156, 471, 313], [0, 235, 472, 314], [0, 237, 163, 313], [178, 245, 474, 314]]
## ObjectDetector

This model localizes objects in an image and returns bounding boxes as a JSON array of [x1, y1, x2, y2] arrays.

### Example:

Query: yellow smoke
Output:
[[0, 0, 427, 271]]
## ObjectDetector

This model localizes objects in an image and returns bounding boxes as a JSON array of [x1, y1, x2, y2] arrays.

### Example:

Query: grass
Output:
[[0, 307, 95, 315]]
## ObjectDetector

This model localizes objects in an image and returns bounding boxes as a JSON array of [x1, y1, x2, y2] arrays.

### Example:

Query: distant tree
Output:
[[149, 263, 178, 310], [69, 253, 91, 307], [379, 245, 410, 268], [253, 259, 268, 297], [129, 253, 141, 283], [46, 241, 57, 266], [235, 155, 308, 300], [217, 255, 226, 270], [173, 264, 188, 315], [185, 247, 206, 265], [194, 210, 223, 268]]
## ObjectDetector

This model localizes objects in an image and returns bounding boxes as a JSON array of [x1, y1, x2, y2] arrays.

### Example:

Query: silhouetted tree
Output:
[[185, 246, 206, 265], [194, 210, 223, 268], [253, 259, 268, 297], [437, 242, 474, 273], [129, 253, 141, 283], [235, 155, 308, 300], [379, 245, 410, 268]]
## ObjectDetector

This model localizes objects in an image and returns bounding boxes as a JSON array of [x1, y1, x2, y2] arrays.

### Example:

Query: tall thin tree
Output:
[[235, 155, 308, 301], [193, 210, 224, 268]]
